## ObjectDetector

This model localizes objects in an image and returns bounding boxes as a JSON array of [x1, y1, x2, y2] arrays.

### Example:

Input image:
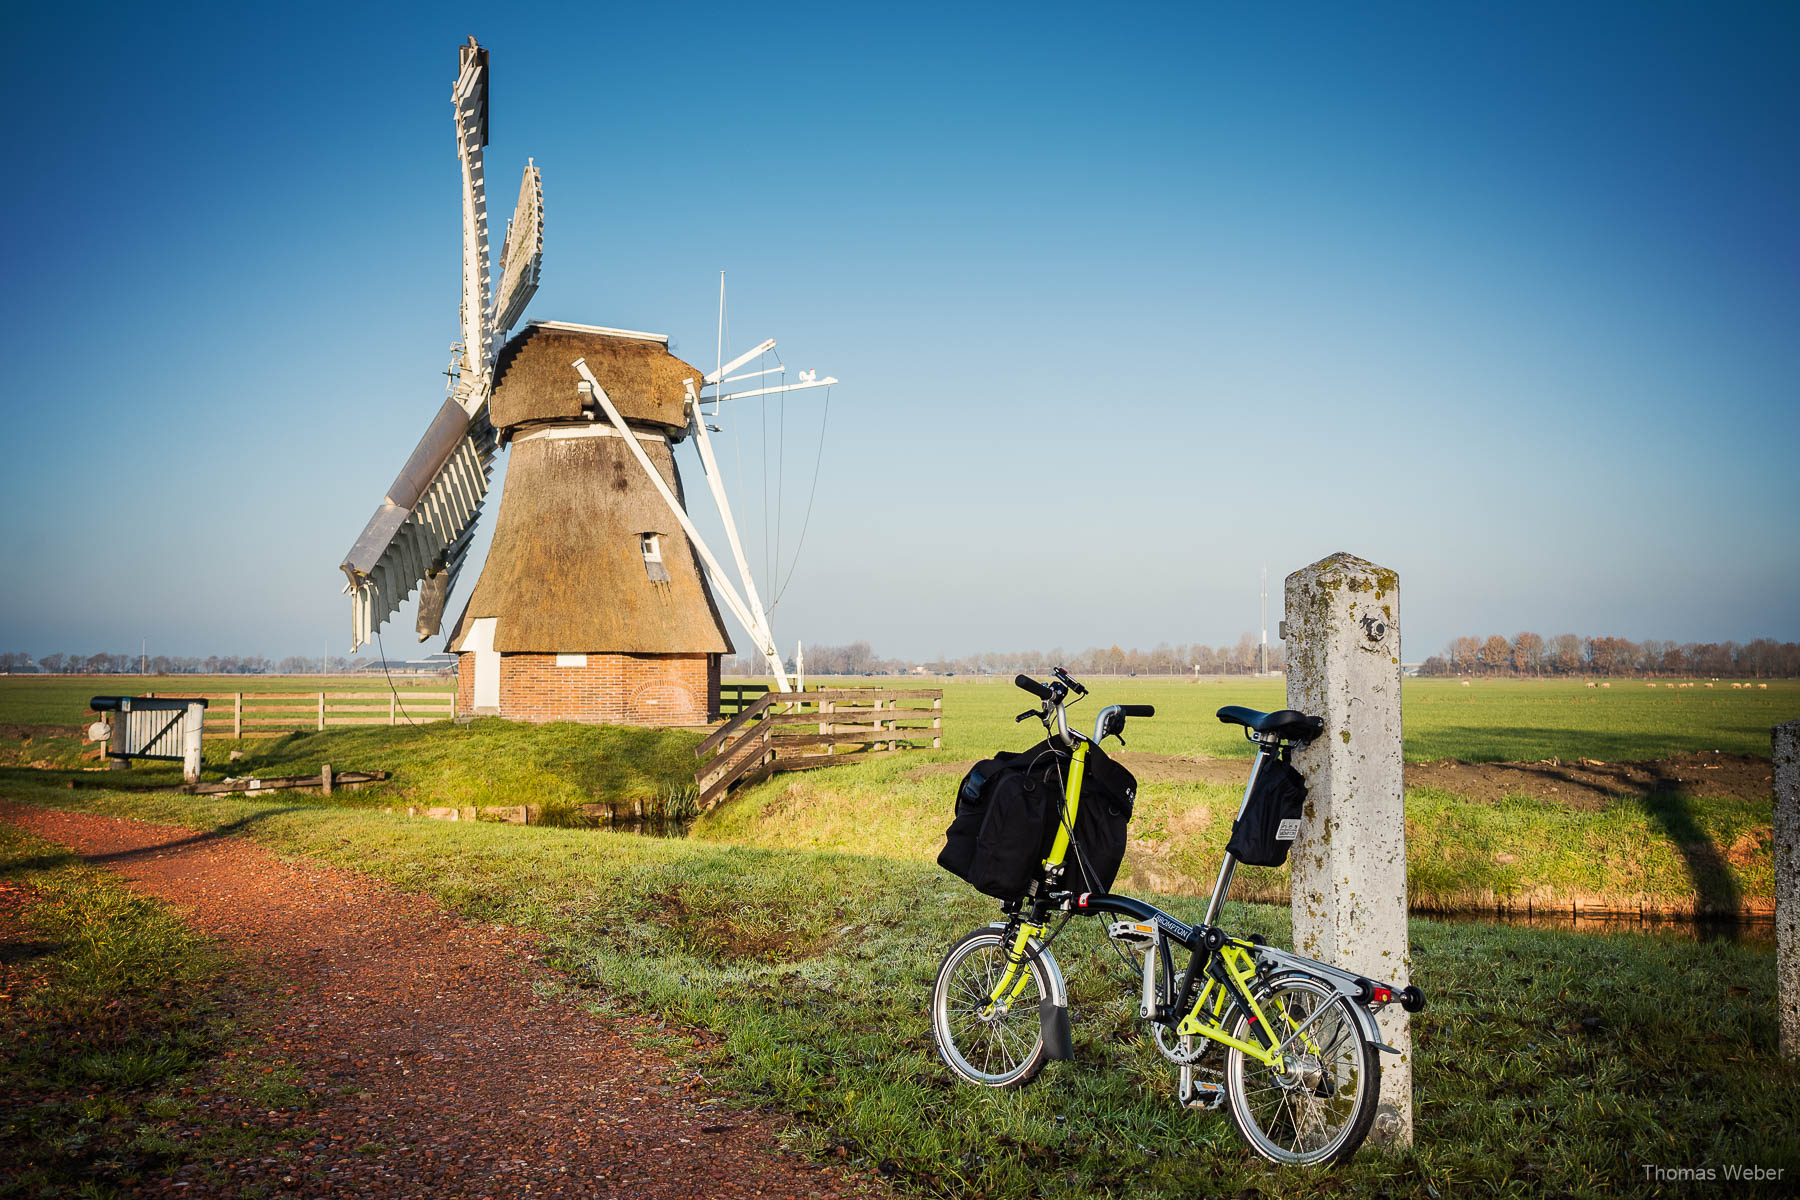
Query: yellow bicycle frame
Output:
[[983, 741, 1091, 1014], [1175, 941, 1286, 1066]]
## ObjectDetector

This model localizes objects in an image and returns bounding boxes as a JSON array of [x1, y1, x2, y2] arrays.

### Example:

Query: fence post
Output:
[[390, 692, 397, 726], [1283, 552, 1411, 1146], [181, 701, 205, 785], [1776, 719, 1799, 1060], [234, 693, 242, 739], [317, 692, 325, 731]]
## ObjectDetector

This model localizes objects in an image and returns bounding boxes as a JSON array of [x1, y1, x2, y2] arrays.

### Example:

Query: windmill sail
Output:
[[338, 38, 536, 651], [492, 162, 543, 337]]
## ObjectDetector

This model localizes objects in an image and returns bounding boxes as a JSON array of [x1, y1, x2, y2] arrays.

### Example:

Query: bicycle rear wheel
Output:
[[1223, 974, 1380, 1165], [931, 927, 1052, 1089]]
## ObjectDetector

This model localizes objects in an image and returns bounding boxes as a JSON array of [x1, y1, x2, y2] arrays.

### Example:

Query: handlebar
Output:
[[1120, 704, 1155, 718], [1014, 674, 1053, 700]]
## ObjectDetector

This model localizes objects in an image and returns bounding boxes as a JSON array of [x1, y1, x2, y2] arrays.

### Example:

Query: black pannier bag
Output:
[[938, 740, 1138, 899], [1066, 741, 1137, 894], [1224, 757, 1309, 867]]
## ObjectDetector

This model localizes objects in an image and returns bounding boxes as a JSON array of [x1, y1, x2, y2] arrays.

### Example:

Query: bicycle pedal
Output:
[[1181, 1081, 1226, 1111], [1107, 921, 1157, 950]]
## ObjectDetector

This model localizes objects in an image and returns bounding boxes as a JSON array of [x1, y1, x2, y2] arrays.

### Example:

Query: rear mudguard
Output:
[[1256, 967, 1394, 1053]]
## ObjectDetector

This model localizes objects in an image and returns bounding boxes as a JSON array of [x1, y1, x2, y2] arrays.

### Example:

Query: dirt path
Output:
[[0, 801, 873, 1200]]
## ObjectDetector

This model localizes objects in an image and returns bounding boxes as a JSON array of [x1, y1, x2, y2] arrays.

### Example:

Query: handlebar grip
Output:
[[1014, 674, 1053, 700], [1120, 704, 1156, 717]]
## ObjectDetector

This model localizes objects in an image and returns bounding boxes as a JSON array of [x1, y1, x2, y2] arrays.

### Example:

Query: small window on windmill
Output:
[[640, 533, 670, 583]]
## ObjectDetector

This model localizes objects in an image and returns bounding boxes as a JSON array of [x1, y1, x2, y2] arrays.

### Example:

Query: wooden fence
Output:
[[135, 691, 458, 738], [695, 687, 942, 809], [719, 682, 771, 717]]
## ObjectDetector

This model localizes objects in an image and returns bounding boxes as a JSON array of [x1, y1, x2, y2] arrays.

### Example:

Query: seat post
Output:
[[1203, 743, 1272, 926]]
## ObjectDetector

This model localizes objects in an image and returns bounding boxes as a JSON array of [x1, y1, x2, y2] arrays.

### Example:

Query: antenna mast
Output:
[[1260, 566, 1269, 676]]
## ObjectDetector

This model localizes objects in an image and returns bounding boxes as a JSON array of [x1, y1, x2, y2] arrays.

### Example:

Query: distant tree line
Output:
[[733, 634, 1286, 678], [1418, 634, 1800, 678], [0, 652, 370, 675]]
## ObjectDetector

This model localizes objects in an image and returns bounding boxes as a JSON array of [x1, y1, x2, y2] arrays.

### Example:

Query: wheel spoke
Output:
[[933, 933, 1047, 1087]]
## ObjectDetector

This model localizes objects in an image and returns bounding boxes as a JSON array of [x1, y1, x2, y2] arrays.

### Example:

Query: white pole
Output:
[[181, 701, 204, 786], [1776, 719, 1799, 1059], [684, 381, 789, 690]]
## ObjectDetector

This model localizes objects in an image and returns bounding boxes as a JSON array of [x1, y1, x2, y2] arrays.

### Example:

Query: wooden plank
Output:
[[702, 761, 778, 808], [694, 692, 775, 758], [768, 730, 937, 751], [768, 749, 912, 772], [180, 769, 390, 796], [697, 738, 772, 806], [699, 724, 774, 788], [762, 708, 937, 725], [804, 688, 941, 700]]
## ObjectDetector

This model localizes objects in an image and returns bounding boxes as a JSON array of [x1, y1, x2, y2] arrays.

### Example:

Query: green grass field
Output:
[[693, 748, 1775, 916], [3, 674, 1789, 914], [0, 674, 452, 728], [780, 675, 1800, 762], [5, 674, 1793, 762], [3, 782, 1793, 1199]]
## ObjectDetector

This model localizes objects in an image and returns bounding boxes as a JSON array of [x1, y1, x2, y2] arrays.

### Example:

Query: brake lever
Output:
[[1015, 709, 1039, 723]]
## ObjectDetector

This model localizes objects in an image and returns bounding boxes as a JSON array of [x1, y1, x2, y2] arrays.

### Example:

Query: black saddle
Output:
[[1216, 706, 1324, 742]]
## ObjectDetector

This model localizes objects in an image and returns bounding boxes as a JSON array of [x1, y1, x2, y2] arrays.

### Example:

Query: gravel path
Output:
[[0, 801, 873, 1199]]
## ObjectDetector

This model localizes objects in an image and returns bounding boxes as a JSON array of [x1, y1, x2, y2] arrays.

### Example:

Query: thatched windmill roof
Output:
[[445, 432, 733, 655], [488, 321, 700, 432]]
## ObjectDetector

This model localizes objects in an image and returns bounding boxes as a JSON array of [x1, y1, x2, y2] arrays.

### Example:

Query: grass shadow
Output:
[[0, 806, 312, 873], [1633, 772, 1743, 922]]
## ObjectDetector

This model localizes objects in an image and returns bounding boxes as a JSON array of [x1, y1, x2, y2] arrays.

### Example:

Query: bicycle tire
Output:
[[931, 927, 1054, 1089], [1222, 974, 1381, 1165]]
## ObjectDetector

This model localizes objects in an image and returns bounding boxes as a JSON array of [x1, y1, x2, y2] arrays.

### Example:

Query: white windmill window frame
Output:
[[639, 532, 670, 583]]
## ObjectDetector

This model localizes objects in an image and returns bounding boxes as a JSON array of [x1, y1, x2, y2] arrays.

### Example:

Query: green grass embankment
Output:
[[0, 824, 315, 1196], [3, 783, 1795, 1199], [743, 676, 1800, 760], [693, 755, 1775, 916], [3, 719, 703, 826]]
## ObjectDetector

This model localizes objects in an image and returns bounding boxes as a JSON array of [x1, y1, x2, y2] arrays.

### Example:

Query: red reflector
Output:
[[1371, 987, 1392, 1005]]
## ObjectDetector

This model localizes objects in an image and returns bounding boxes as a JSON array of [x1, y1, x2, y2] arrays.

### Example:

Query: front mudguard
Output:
[[987, 921, 1072, 1059]]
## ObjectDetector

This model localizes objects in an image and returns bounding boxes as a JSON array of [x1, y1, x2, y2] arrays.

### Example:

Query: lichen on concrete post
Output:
[[1776, 719, 1799, 1060], [1283, 551, 1412, 1145]]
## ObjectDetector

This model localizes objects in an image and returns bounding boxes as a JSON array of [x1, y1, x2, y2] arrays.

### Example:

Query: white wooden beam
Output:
[[573, 359, 788, 688], [706, 376, 838, 404], [704, 338, 777, 385]]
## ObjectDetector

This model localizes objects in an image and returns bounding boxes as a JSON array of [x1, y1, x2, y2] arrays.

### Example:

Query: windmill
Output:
[[339, 37, 835, 725]]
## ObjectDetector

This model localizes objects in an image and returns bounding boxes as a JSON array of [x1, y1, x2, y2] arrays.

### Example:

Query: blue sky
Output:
[[3, 1, 1796, 663]]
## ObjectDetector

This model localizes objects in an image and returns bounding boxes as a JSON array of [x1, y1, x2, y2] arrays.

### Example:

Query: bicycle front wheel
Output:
[[1223, 974, 1380, 1165], [931, 927, 1053, 1089]]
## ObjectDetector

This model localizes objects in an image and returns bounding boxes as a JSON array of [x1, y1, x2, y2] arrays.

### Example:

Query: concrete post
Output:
[[1283, 552, 1411, 1145], [1775, 719, 1799, 1059], [181, 701, 205, 786]]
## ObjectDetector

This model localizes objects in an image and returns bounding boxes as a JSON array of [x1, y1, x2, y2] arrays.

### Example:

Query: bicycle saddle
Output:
[[1215, 706, 1324, 741]]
